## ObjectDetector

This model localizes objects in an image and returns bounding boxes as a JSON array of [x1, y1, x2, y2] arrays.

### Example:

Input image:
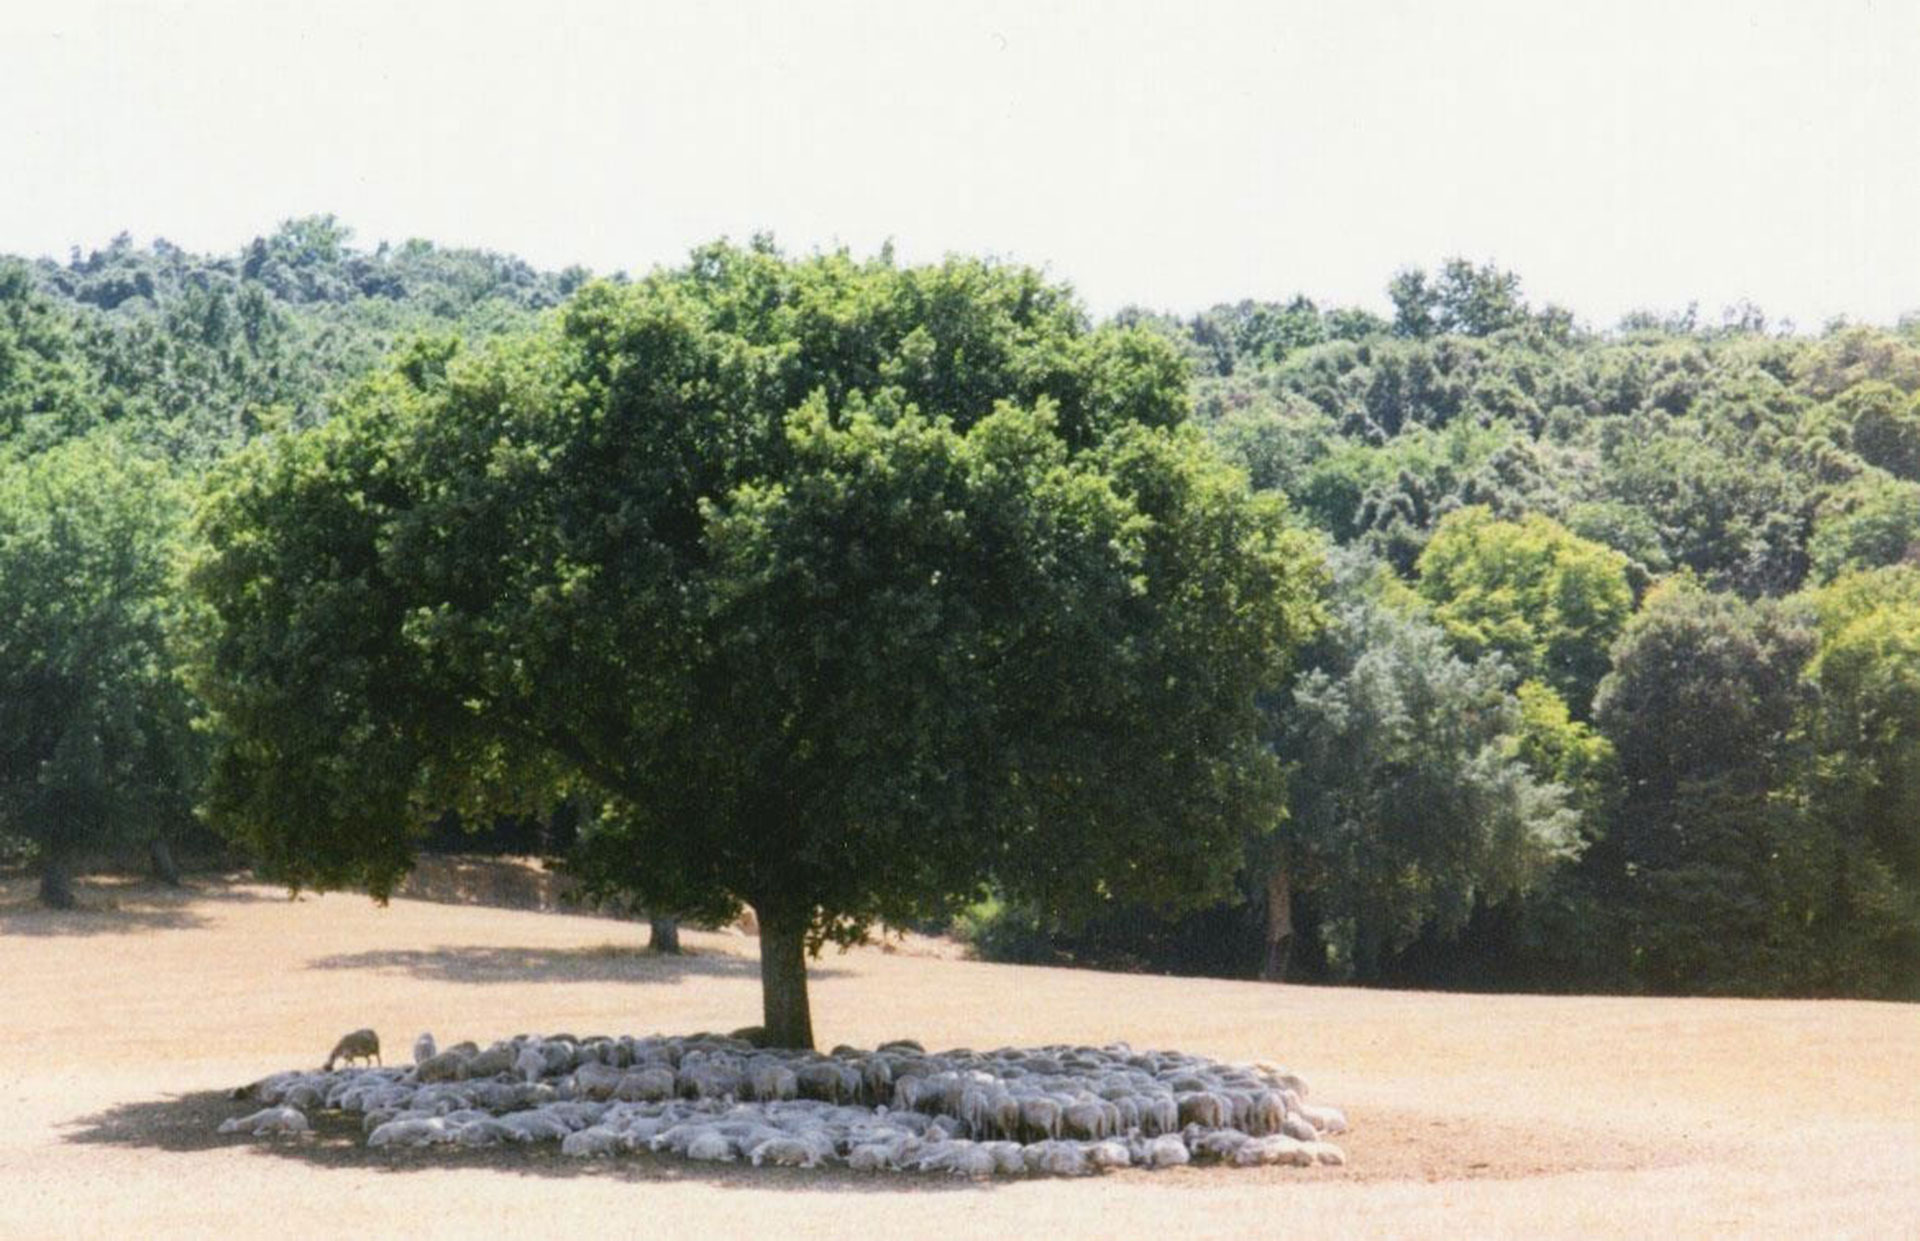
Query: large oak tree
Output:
[[189, 244, 1321, 1047]]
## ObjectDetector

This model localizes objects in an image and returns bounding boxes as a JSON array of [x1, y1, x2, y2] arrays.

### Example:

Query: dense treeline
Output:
[[0, 222, 1913, 1000], [983, 264, 1920, 998]]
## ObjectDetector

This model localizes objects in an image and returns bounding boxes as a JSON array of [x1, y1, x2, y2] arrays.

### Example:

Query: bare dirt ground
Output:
[[1, 873, 1914, 1239]]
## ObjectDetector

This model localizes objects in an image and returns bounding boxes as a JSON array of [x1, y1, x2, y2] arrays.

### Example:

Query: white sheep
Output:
[[749, 1135, 826, 1168], [572, 1061, 625, 1101], [218, 1106, 310, 1137], [414, 1049, 468, 1083], [413, 1032, 436, 1066], [368, 1117, 453, 1148], [1020, 1140, 1092, 1176], [560, 1126, 623, 1158], [1294, 1102, 1349, 1135], [684, 1130, 736, 1162], [221, 1030, 1352, 1178], [916, 1140, 997, 1178], [1233, 1135, 1315, 1167], [1142, 1133, 1191, 1168]]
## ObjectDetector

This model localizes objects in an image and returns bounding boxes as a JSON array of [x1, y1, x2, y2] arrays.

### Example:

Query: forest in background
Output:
[[3, 218, 1915, 999]]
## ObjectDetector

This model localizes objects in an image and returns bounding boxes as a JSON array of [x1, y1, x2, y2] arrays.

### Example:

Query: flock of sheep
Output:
[[221, 1029, 1349, 1177]]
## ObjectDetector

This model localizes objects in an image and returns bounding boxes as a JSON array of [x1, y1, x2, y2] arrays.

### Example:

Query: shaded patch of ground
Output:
[[304, 944, 844, 987], [63, 1091, 987, 1195], [0, 872, 269, 937]]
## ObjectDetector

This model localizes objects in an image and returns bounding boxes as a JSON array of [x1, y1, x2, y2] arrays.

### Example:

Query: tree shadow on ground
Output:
[[61, 1091, 991, 1195], [304, 945, 847, 987], [0, 874, 273, 938]]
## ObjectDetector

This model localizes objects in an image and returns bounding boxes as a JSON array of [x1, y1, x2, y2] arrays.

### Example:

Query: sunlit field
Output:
[[2, 872, 1913, 1240]]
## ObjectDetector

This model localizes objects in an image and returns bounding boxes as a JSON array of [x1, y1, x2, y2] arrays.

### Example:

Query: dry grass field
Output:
[[1, 872, 1914, 1240]]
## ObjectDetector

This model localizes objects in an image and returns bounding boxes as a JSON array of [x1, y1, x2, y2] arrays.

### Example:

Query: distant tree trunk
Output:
[[1260, 866, 1294, 982], [150, 837, 182, 887], [39, 852, 76, 910], [757, 911, 815, 1050], [649, 916, 682, 954]]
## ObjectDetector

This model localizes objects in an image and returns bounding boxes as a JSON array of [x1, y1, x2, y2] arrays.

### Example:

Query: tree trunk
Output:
[[39, 853, 76, 910], [1260, 865, 1294, 982], [757, 914, 815, 1050], [649, 916, 682, 954], [150, 837, 182, 887]]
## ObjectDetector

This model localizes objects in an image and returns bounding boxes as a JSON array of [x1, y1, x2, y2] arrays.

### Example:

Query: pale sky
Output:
[[7, 0, 1917, 329]]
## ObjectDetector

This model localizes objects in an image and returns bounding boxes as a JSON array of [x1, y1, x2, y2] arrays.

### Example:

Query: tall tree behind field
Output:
[[1797, 567, 1920, 995], [0, 434, 200, 906], [1593, 581, 1825, 992], [1265, 549, 1581, 982]]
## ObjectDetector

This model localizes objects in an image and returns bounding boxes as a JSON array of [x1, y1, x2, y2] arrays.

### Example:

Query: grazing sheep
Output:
[[1177, 1091, 1229, 1129], [324, 1029, 381, 1072], [1017, 1096, 1063, 1142], [795, 1060, 855, 1104], [514, 1045, 547, 1085], [218, 1106, 310, 1137]]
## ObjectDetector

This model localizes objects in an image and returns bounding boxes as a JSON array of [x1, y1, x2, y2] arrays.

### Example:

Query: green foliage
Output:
[[1509, 680, 1619, 822], [1797, 567, 1920, 993], [1807, 473, 1920, 582], [0, 434, 201, 875], [10, 220, 1917, 997], [1389, 259, 1537, 340], [1832, 382, 1920, 481], [0, 263, 104, 453], [1292, 420, 1549, 571], [1416, 507, 1636, 714], [1591, 579, 1856, 993], [1269, 550, 1581, 980], [21, 222, 565, 463], [190, 245, 1322, 1040], [1592, 415, 1812, 596]]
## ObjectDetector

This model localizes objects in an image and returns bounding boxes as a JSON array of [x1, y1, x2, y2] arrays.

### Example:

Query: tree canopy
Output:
[[189, 245, 1321, 1045], [1415, 507, 1635, 714], [0, 432, 200, 904]]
